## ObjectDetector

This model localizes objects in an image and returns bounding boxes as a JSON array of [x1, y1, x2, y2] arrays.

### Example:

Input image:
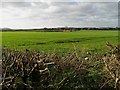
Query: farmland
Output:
[[1, 30, 120, 90], [2, 30, 118, 54]]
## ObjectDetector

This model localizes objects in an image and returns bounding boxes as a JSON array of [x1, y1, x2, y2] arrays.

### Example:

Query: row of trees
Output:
[[1, 27, 119, 32]]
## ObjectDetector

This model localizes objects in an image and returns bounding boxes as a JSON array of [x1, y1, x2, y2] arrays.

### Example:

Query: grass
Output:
[[2, 44, 120, 90], [2, 30, 118, 54], [1, 30, 120, 89]]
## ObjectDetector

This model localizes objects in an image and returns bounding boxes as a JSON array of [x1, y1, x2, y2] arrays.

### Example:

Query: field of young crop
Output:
[[2, 30, 118, 53], [1, 30, 120, 90]]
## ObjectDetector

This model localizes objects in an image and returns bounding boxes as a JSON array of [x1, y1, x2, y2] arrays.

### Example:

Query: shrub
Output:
[[1, 43, 120, 90]]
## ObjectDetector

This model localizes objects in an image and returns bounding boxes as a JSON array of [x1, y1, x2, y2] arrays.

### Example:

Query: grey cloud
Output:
[[42, 2, 117, 22], [1, 2, 53, 9], [1, 2, 118, 28], [1, 0, 119, 2], [2, 2, 34, 8]]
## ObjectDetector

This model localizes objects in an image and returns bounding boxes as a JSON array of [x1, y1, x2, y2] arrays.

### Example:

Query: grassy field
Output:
[[2, 30, 120, 89], [2, 30, 118, 53]]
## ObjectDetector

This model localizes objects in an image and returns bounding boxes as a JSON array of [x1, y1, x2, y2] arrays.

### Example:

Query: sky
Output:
[[0, 0, 119, 29]]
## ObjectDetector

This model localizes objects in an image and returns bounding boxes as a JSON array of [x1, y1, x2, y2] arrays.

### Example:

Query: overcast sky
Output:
[[0, 1, 118, 29]]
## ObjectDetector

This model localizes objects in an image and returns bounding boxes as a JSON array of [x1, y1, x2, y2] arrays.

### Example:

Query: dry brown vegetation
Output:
[[1, 43, 120, 90]]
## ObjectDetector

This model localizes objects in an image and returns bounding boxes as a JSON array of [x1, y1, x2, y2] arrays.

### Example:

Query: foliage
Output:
[[1, 43, 120, 90]]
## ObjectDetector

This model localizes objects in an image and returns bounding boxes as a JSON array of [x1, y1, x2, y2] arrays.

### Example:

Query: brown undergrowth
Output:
[[1, 43, 120, 90]]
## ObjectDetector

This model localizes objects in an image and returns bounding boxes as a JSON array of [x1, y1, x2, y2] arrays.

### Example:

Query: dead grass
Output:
[[1, 43, 120, 90]]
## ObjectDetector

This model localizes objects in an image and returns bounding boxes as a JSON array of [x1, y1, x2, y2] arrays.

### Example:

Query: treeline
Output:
[[1, 27, 119, 32]]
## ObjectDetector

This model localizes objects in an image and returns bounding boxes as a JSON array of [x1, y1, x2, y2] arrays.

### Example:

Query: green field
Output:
[[2, 30, 118, 53], [1, 30, 120, 89]]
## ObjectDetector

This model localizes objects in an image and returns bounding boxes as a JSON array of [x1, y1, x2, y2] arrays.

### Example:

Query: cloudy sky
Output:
[[0, 0, 118, 29]]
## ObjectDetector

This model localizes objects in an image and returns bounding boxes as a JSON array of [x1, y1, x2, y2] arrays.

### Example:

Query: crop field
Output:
[[1, 30, 120, 89], [2, 30, 118, 53]]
